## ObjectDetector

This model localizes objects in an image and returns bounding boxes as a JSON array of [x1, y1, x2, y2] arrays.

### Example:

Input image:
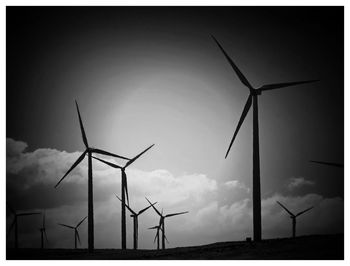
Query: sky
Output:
[[6, 6, 344, 249]]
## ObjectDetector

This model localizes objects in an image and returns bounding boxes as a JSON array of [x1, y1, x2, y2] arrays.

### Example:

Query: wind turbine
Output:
[[277, 201, 313, 238], [310, 160, 343, 168], [54, 100, 130, 253], [148, 225, 169, 250], [146, 197, 188, 250], [39, 211, 48, 249], [211, 35, 319, 241], [115, 195, 157, 249], [6, 202, 41, 249], [58, 216, 87, 249], [92, 144, 154, 250]]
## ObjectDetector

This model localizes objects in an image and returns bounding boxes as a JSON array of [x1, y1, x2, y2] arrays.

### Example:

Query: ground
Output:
[[7, 234, 343, 260]]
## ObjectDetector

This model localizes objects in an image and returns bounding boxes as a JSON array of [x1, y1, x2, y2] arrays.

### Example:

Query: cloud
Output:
[[287, 177, 315, 190], [6, 138, 343, 249]]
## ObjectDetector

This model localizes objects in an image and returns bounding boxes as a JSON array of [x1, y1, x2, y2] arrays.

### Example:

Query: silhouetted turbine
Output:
[[115, 195, 157, 249], [39, 211, 48, 249], [309, 160, 343, 168], [54, 100, 130, 253], [211, 35, 319, 241], [7, 202, 41, 249], [148, 225, 169, 250], [92, 144, 154, 250], [146, 197, 188, 250], [58, 216, 87, 249], [277, 201, 313, 238]]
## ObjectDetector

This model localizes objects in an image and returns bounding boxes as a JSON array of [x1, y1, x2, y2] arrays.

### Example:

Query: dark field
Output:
[[7, 234, 343, 260]]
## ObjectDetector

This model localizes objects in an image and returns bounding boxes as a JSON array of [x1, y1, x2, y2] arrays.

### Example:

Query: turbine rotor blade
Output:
[[91, 148, 130, 161], [164, 234, 170, 244], [58, 223, 75, 229], [309, 160, 343, 168], [17, 212, 41, 216], [55, 150, 87, 188], [258, 80, 319, 92], [165, 211, 189, 218], [296, 206, 314, 217], [75, 100, 89, 148], [146, 197, 162, 217], [138, 202, 157, 216], [276, 201, 294, 216], [225, 95, 252, 159], [6, 202, 16, 215], [92, 156, 122, 169], [44, 229, 49, 243], [76, 216, 88, 228], [76, 230, 81, 246], [122, 171, 130, 206], [125, 144, 155, 168], [8, 218, 16, 233], [211, 35, 254, 91], [115, 194, 136, 215], [148, 226, 159, 230]]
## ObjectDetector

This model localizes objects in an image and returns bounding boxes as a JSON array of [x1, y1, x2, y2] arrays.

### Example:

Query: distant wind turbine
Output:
[[211, 35, 319, 241], [146, 197, 188, 250], [115, 195, 157, 249], [58, 216, 87, 249], [54, 100, 130, 253], [92, 144, 154, 250], [39, 211, 48, 249], [148, 225, 169, 250], [309, 160, 343, 168], [277, 201, 313, 238], [6, 202, 41, 249]]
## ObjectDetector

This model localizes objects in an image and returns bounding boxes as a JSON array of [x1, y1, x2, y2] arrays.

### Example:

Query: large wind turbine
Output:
[[115, 195, 157, 249], [310, 160, 343, 168], [277, 201, 313, 238], [148, 225, 168, 250], [146, 197, 188, 250], [6, 203, 41, 249], [211, 35, 319, 241], [39, 211, 48, 249], [92, 144, 154, 250], [58, 216, 87, 249], [54, 100, 130, 253]]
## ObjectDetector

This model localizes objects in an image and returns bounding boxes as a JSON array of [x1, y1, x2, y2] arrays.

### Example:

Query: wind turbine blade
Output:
[[55, 150, 87, 188], [76, 230, 81, 246], [148, 226, 159, 230], [91, 148, 130, 161], [211, 35, 253, 91], [258, 80, 319, 92], [58, 223, 75, 229], [44, 230, 49, 243], [75, 100, 89, 148], [76, 216, 88, 228], [138, 202, 157, 216], [6, 202, 16, 215], [123, 171, 130, 206], [8, 218, 16, 233], [164, 234, 170, 244], [165, 211, 189, 218], [92, 156, 122, 169], [125, 144, 155, 168], [145, 197, 162, 217], [17, 212, 41, 216], [115, 194, 136, 215], [309, 160, 343, 168], [154, 231, 158, 243], [276, 201, 294, 216], [225, 95, 252, 159], [296, 206, 314, 217]]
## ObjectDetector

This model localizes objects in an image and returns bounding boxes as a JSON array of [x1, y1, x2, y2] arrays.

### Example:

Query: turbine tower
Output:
[[146, 197, 188, 250], [39, 211, 48, 249], [6, 202, 41, 249], [92, 144, 154, 250], [115, 195, 157, 249], [277, 201, 313, 238], [58, 216, 87, 249], [211, 35, 318, 241], [54, 100, 130, 253]]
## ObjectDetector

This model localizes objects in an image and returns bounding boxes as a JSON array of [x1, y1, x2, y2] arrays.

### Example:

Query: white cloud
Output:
[[287, 177, 315, 190], [224, 180, 250, 193]]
